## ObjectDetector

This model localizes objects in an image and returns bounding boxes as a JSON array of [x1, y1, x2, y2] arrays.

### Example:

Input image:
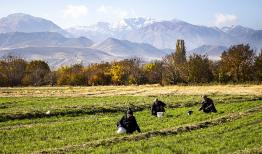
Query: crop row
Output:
[[1, 100, 261, 153], [74, 109, 262, 154], [0, 95, 261, 122], [40, 105, 262, 154]]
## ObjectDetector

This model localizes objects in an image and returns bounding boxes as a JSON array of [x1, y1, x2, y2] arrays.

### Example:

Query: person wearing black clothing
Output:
[[117, 109, 141, 134], [151, 98, 166, 116], [199, 95, 217, 113]]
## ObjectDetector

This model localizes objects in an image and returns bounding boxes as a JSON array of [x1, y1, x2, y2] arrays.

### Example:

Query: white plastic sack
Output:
[[157, 112, 164, 117], [117, 127, 126, 134]]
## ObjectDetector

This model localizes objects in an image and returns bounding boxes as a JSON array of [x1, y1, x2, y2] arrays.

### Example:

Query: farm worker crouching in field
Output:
[[116, 108, 141, 134], [199, 95, 217, 113], [151, 98, 166, 117]]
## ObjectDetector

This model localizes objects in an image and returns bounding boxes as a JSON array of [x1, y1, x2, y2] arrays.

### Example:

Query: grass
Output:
[[0, 85, 262, 153], [1, 95, 260, 122], [79, 111, 262, 154], [1, 100, 261, 153]]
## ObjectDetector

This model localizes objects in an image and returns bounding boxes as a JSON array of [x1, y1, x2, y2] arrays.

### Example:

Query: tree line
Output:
[[0, 42, 262, 87]]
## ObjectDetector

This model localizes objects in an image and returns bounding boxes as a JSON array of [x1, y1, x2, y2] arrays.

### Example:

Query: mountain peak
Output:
[[170, 18, 187, 24], [102, 37, 126, 45], [0, 13, 69, 36], [232, 25, 254, 31], [105, 37, 120, 42], [221, 25, 255, 33], [123, 17, 157, 24], [3, 13, 43, 22], [113, 17, 157, 30], [6, 13, 32, 17], [221, 25, 236, 33]]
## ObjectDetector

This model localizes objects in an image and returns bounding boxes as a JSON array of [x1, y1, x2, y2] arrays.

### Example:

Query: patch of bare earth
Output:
[[0, 85, 262, 97]]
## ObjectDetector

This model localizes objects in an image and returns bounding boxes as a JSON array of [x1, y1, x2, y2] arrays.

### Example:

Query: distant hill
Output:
[[0, 36, 168, 68], [0, 47, 116, 68], [0, 32, 93, 49], [91, 38, 167, 61], [1, 13, 262, 68], [189, 45, 228, 60], [0, 13, 70, 36]]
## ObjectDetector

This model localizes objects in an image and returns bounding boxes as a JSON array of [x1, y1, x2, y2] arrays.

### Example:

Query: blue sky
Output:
[[0, 0, 261, 29]]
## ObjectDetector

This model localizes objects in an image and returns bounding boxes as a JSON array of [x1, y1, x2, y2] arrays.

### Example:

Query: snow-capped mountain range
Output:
[[0, 13, 261, 68], [67, 17, 158, 43], [68, 18, 262, 50]]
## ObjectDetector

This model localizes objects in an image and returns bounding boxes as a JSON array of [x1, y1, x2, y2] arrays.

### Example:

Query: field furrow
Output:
[[1, 95, 261, 122], [34, 105, 262, 154], [1, 86, 262, 154]]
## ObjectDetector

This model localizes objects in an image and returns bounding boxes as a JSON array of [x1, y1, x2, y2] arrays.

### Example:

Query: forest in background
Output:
[[0, 41, 262, 87]]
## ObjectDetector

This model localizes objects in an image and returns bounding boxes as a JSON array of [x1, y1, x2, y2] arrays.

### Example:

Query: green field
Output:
[[0, 86, 262, 154]]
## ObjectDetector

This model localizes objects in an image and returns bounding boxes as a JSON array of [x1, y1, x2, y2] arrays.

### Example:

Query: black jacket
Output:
[[151, 100, 166, 116], [199, 98, 217, 113], [117, 115, 141, 133]]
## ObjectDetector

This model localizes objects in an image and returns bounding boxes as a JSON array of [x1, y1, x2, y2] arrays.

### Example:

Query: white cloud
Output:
[[97, 5, 108, 13], [214, 13, 238, 27], [63, 5, 88, 18]]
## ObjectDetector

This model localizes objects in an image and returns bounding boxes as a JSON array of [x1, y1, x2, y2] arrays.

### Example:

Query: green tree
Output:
[[56, 64, 86, 86], [219, 44, 255, 82], [1, 56, 27, 86], [162, 40, 189, 85], [0, 61, 8, 86], [174, 39, 186, 64], [143, 60, 163, 84], [187, 54, 213, 83], [56, 66, 71, 85], [162, 52, 180, 85], [254, 49, 262, 82], [69, 64, 86, 86], [125, 58, 144, 85], [86, 63, 111, 86], [22, 60, 50, 86]]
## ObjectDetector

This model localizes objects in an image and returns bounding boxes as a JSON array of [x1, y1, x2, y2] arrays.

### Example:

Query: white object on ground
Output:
[[117, 127, 126, 134], [157, 112, 164, 117], [46, 110, 50, 115], [187, 110, 193, 115]]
